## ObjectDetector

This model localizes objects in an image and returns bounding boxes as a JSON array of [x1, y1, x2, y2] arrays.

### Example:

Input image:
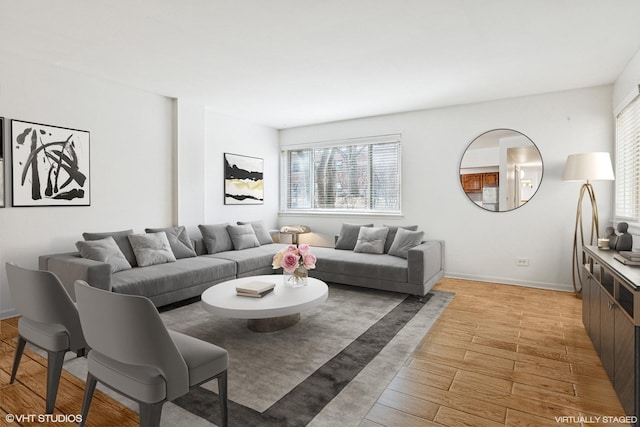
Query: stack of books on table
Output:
[[614, 249, 640, 266], [236, 281, 275, 298]]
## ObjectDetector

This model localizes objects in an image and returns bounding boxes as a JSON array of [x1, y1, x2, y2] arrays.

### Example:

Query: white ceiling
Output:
[[2, 0, 640, 129]]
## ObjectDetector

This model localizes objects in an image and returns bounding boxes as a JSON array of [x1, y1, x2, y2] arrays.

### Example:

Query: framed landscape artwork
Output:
[[11, 120, 90, 207], [224, 153, 264, 205]]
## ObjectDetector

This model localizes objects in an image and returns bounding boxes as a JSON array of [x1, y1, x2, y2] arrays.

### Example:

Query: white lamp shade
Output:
[[563, 152, 614, 182]]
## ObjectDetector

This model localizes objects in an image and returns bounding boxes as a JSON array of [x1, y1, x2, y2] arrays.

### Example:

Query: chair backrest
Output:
[[5, 262, 86, 351], [74, 280, 189, 400]]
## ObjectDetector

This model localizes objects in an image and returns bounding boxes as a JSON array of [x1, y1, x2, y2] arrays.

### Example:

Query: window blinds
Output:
[[615, 93, 640, 221]]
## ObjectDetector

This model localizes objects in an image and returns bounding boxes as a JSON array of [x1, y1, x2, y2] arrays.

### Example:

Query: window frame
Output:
[[279, 134, 403, 217], [614, 87, 640, 229]]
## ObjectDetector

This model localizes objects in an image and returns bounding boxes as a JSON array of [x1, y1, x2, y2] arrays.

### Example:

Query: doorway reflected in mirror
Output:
[[459, 129, 543, 212]]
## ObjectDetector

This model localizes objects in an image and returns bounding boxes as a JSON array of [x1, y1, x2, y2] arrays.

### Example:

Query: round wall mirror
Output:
[[459, 129, 543, 212]]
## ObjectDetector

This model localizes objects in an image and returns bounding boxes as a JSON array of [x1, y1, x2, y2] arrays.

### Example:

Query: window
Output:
[[615, 92, 640, 222], [281, 135, 401, 214]]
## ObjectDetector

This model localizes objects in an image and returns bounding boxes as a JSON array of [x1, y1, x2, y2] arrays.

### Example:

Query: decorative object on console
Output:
[[224, 153, 264, 205], [606, 226, 618, 251], [280, 224, 311, 245], [11, 120, 90, 207], [563, 151, 615, 295], [615, 222, 633, 251], [272, 244, 317, 287]]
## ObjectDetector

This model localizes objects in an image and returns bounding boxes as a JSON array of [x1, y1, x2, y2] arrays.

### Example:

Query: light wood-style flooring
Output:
[[0, 278, 628, 426], [364, 278, 629, 426]]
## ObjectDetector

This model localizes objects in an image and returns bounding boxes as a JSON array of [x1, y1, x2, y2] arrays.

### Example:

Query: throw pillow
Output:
[[334, 223, 374, 250], [227, 224, 261, 250], [388, 228, 425, 259], [145, 226, 196, 259], [76, 237, 132, 273], [83, 229, 138, 267], [354, 227, 389, 254], [127, 232, 177, 267], [237, 220, 273, 245], [198, 224, 234, 254], [383, 225, 419, 253]]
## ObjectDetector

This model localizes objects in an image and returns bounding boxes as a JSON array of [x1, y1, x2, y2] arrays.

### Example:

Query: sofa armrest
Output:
[[407, 240, 445, 285], [39, 253, 112, 300]]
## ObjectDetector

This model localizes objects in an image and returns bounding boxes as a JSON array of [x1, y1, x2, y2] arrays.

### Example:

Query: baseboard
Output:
[[444, 272, 574, 293], [0, 308, 19, 320]]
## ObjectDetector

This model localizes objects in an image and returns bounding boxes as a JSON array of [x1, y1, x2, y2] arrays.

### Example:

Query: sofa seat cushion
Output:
[[207, 243, 289, 275], [311, 246, 408, 283], [111, 257, 236, 298]]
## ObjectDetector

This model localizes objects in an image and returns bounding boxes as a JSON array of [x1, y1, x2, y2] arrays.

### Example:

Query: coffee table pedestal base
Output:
[[247, 313, 300, 332]]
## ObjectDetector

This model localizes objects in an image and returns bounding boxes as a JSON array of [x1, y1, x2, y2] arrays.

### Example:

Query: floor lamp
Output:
[[563, 152, 614, 296]]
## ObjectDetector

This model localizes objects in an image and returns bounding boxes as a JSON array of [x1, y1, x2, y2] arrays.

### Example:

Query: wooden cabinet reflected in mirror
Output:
[[460, 129, 543, 212]]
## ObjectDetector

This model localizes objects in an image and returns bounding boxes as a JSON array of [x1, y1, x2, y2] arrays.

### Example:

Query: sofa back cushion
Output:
[[388, 228, 424, 259], [83, 229, 137, 267], [76, 237, 132, 273], [335, 223, 373, 250], [383, 225, 419, 253], [198, 224, 234, 254], [128, 232, 177, 267], [145, 226, 197, 259], [237, 220, 273, 245], [227, 224, 261, 250]]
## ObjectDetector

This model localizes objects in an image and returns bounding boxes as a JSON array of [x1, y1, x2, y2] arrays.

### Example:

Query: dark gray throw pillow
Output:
[[383, 225, 419, 253], [388, 228, 425, 259], [198, 224, 234, 254], [145, 226, 196, 259], [353, 227, 389, 254], [227, 224, 261, 250], [335, 223, 374, 250], [237, 220, 273, 245], [83, 229, 137, 267], [76, 237, 132, 273]]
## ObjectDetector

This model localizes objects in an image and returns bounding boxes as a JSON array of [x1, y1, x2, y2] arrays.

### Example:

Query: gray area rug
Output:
[[54, 284, 452, 427]]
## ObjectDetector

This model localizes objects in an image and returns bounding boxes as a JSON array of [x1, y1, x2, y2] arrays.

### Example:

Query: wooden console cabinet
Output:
[[583, 246, 640, 423]]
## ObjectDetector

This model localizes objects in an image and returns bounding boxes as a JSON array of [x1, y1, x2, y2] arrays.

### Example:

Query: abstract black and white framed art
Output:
[[224, 153, 264, 205], [11, 120, 90, 207]]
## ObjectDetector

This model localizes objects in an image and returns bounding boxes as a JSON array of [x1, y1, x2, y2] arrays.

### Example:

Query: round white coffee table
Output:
[[201, 275, 328, 332]]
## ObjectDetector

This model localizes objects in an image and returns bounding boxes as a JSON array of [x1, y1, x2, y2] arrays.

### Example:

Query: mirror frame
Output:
[[459, 128, 543, 212]]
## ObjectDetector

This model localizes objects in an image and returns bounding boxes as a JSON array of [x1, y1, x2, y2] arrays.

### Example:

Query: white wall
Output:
[[280, 86, 614, 291], [614, 46, 640, 112], [202, 109, 280, 229], [0, 53, 175, 317]]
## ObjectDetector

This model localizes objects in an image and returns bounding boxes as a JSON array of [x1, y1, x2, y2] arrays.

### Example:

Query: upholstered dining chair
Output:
[[74, 280, 228, 427], [5, 262, 88, 414]]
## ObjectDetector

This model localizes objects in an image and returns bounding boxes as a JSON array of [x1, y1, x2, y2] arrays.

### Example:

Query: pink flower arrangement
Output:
[[272, 244, 317, 273]]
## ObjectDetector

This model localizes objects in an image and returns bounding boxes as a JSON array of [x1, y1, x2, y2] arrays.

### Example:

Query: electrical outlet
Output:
[[515, 257, 529, 267]]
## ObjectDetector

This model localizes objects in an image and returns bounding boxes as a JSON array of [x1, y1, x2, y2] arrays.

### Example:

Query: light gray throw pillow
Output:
[[227, 224, 261, 250], [237, 220, 273, 245], [335, 223, 374, 250], [76, 237, 132, 273], [354, 226, 389, 254], [388, 228, 425, 259], [383, 225, 419, 253], [127, 232, 177, 267], [83, 229, 138, 267], [198, 223, 234, 254], [145, 226, 196, 259]]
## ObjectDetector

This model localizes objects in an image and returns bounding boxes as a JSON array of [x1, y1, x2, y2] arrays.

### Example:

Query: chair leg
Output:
[[218, 371, 228, 427], [9, 336, 27, 384], [45, 350, 66, 414], [79, 374, 97, 427], [139, 401, 164, 427]]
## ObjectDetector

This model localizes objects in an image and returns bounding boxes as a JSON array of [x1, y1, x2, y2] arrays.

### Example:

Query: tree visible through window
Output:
[[282, 135, 401, 213]]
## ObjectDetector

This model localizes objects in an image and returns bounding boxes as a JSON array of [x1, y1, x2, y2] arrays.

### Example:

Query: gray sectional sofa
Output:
[[39, 223, 445, 307]]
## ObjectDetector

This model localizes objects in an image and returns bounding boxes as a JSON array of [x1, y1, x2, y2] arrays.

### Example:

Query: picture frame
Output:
[[0, 117, 4, 208], [224, 153, 264, 205], [11, 120, 90, 207]]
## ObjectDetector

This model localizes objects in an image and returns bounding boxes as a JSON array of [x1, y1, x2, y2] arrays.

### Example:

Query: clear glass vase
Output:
[[284, 266, 308, 287]]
